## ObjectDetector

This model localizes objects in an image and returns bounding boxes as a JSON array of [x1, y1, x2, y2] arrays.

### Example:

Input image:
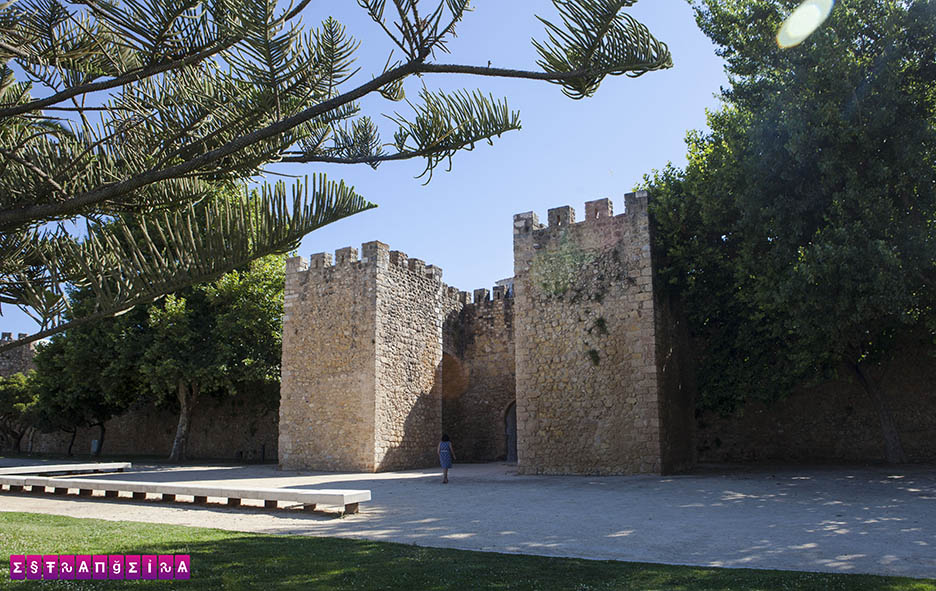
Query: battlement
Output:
[[513, 192, 649, 237], [442, 281, 514, 307], [0, 332, 29, 342], [0, 331, 37, 378], [286, 241, 444, 284]]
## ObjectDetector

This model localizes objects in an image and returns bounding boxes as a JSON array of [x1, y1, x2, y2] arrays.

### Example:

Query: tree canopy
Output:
[[30, 289, 148, 455], [28, 254, 284, 460], [141, 254, 284, 460], [0, 0, 672, 351], [0, 371, 37, 452], [645, 0, 936, 462]]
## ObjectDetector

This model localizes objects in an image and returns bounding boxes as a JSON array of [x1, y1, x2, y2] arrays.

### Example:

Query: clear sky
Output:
[[3, 1, 729, 336]]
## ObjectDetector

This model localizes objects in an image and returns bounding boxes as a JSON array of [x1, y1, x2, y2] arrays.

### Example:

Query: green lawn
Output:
[[1, 512, 933, 590]]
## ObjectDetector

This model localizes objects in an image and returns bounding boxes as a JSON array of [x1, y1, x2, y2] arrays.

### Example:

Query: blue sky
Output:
[[3, 1, 729, 336]]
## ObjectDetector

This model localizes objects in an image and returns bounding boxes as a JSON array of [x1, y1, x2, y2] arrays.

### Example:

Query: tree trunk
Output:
[[26, 426, 35, 453], [852, 362, 907, 464], [66, 428, 77, 457], [168, 381, 197, 462], [94, 423, 106, 457]]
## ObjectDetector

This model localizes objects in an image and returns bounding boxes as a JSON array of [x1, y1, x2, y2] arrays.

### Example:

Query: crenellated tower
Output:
[[513, 192, 694, 475], [0, 333, 37, 377], [279, 240, 446, 472]]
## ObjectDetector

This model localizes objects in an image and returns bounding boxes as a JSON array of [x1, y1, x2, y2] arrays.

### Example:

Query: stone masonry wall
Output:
[[698, 342, 936, 463], [29, 395, 277, 460], [0, 333, 36, 377], [279, 242, 451, 472], [278, 249, 378, 471], [513, 193, 670, 475], [654, 289, 698, 473], [372, 242, 445, 470], [442, 287, 515, 462]]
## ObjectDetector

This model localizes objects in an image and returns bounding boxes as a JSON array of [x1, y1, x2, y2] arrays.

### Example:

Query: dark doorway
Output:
[[505, 402, 517, 463]]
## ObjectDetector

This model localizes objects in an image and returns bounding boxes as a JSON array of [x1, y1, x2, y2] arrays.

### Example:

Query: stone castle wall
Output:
[[279, 241, 451, 472], [372, 242, 445, 470], [697, 341, 936, 463], [442, 287, 515, 462], [0, 333, 36, 377], [29, 395, 277, 460], [512, 193, 690, 475], [278, 249, 378, 471], [279, 193, 695, 474], [654, 286, 698, 472]]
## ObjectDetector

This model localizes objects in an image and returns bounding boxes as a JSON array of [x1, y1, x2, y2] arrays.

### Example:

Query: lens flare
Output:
[[776, 0, 835, 48]]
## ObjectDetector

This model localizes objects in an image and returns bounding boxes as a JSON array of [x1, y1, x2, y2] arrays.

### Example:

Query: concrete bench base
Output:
[[0, 476, 369, 515]]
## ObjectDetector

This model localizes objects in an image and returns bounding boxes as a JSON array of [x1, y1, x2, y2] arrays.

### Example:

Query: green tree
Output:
[[0, 371, 38, 452], [646, 0, 936, 462], [30, 300, 148, 455], [141, 255, 284, 461], [0, 0, 672, 351], [27, 255, 283, 461]]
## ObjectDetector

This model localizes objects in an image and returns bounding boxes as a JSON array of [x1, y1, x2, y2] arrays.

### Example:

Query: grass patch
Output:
[[1, 512, 933, 590]]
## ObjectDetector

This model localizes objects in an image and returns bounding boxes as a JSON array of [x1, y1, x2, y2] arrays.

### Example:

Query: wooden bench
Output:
[[0, 462, 131, 475], [0, 475, 370, 515]]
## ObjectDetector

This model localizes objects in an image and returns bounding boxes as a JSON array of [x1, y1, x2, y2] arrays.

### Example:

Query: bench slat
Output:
[[0, 475, 370, 506], [0, 463, 131, 475]]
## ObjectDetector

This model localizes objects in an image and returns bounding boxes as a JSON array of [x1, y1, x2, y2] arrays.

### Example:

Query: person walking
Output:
[[438, 434, 456, 484]]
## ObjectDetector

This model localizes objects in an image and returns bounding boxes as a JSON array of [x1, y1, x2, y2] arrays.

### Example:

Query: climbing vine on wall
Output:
[[529, 237, 597, 298]]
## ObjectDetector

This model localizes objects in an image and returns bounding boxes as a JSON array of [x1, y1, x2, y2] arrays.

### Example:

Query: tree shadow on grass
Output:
[[2, 513, 933, 591]]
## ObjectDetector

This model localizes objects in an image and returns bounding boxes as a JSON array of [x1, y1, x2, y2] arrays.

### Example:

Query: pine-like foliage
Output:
[[534, 0, 673, 98], [0, 0, 670, 349]]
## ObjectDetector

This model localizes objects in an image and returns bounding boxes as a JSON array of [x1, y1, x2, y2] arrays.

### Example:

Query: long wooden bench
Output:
[[0, 475, 370, 515], [0, 462, 131, 475]]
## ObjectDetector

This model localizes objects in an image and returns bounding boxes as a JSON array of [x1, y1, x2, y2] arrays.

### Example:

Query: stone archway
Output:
[[505, 402, 517, 463]]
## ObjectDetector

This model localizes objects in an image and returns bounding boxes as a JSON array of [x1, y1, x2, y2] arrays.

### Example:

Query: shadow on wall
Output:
[[439, 297, 517, 463], [376, 389, 441, 471], [441, 350, 514, 463], [696, 337, 936, 463], [25, 395, 279, 461], [377, 344, 516, 471]]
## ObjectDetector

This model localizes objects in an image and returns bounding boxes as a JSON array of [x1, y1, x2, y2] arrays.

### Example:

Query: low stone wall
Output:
[[28, 395, 278, 461], [698, 346, 936, 463]]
